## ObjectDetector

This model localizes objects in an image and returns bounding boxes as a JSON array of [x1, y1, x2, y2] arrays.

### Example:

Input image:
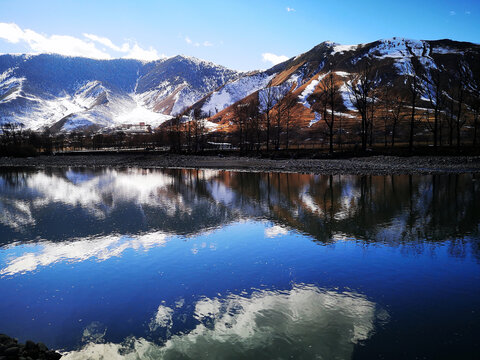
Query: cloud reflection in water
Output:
[[64, 284, 386, 360], [0, 231, 169, 276]]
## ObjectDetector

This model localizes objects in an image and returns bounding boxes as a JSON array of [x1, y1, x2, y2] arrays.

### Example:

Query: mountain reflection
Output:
[[1, 168, 479, 260]]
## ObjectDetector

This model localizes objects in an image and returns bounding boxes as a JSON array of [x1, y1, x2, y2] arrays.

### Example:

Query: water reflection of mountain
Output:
[[1, 168, 479, 259]]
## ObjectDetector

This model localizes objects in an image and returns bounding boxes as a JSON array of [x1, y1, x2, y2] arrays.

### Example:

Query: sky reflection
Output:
[[63, 284, 384, 360], [0, 168, 479, 358]]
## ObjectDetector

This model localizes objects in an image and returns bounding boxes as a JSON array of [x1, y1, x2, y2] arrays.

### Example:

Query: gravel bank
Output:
[[1, 154, 480, 175], [0, 334, 61, 360]]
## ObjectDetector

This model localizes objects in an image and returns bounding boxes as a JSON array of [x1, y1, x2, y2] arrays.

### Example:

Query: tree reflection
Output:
[[0, 168, 479, 260]]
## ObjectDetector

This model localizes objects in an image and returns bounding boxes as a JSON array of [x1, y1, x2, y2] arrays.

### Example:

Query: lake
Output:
[[0, 168, 479, 359]]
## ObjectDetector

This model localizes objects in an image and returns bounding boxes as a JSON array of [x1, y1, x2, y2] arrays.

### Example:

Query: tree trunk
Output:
[[329, 125, 333, 154], [433, 107, 438, 149]]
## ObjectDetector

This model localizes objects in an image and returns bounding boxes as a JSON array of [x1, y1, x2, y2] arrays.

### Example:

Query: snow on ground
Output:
[[326, 109, 356, 119], [115, 102, 172, 128], [201, 119, 219, 132], [0, 69, 26, 103], [288, 72, 304, 90], [73, 81, 107, 108], [368, 38, 437, 75], [309, 112, 322, 127], [370, 38, 424, 59], [257, 83, 291, 113], [339, 84, 356, 111], [171, 85, 203, 115], [201, 73, 275, 116], [332, 44, 357, 55], [431, 47, 464, 55], [11, 95, 86, 130], [298, 72, 328, 109]]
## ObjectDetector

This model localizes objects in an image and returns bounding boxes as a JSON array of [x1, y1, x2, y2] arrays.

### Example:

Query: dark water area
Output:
[[0, 168, 479, 359]]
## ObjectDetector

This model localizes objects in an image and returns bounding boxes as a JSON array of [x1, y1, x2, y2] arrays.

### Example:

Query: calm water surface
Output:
[[0, 168, 479, 359]]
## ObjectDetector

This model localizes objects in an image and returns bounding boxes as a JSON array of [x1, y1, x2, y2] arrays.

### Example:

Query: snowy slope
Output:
[[199, 38, 480, 131], [200, 73, 275, 116], [0, 54, 239, 131], [1, 38, 479, 133]]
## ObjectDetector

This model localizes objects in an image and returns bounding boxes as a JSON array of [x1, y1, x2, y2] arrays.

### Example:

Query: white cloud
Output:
[[122, 43, 164, 61], [0, 22, 163, 61], [262, 52, 289, 65], [449, 10, 456, 16], [185, 36, 213, 48], [83, 33, 129, 52], [0, 22, 111, 59], [465, 10, 471, 15], [286, 7, 296, 12], [84, 34, 163, 61], [0, 22, 25, 43]]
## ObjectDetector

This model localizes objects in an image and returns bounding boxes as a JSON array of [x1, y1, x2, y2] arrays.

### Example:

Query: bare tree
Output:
[[168, 115, 182, 152], [470, 92, 480, 146], [445, 95, 456, 147], [233, 102, 249, 152], [347, 59, 378, 151], [273, 88, 285, 151], [407, 71, 420, 152], [389, 91, 406, 147], [317, 71, 339, 154], [192, 108, 203, 152], [453, 65, 468, 148], [368, 87, 378, 147], [424, 68, 445, 149], [381, 85, 392, 147], [259, 85, 276, 151], [279, 92, 297, 150]]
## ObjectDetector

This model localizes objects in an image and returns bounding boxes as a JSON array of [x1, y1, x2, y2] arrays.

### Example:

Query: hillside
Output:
[[1, 38, 479, 140], [197, 39, 480, 137], [0, 54, 239, 131]]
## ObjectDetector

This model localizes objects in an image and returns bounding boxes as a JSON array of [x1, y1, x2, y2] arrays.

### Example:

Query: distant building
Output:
[[207, 141, 234, 150], [113, 123, 152, 134]]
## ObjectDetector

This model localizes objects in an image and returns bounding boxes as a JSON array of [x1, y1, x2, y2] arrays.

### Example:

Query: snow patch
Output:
[[332, 44, 357, 54], [201, 73, 275, 116], [339, 84, 357, 111], [309, 112, 321, 127], [298, 73, 328, 109]]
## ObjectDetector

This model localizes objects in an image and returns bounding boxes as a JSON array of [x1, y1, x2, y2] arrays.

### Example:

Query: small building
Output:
[[207, 141, 234, 150], [114, 123, 152, 134]]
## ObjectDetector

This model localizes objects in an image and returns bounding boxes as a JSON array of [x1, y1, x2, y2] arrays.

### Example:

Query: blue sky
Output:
[[0, 0, 479, 70]]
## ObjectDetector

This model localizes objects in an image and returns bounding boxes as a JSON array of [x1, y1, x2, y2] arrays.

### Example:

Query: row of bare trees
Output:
[[2, 59, 479, 156], [224, 60, 478, 154], [308, 59, 480, 153], [221, 58, 480, 154]]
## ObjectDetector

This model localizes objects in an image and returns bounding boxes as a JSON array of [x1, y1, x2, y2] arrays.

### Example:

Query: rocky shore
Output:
[[0, 334, 61, 360], [1, 154, 480, 175]]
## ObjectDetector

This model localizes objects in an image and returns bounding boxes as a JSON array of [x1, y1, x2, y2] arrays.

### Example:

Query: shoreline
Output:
[[0, 334, 61, 360], [1, 154, 480, 175]]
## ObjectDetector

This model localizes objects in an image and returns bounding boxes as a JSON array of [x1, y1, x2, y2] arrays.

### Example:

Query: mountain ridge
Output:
[[0, 53, 240, 131], [1, 37, 479, 133]]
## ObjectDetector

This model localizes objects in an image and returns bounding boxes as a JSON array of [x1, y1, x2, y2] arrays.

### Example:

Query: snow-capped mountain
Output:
[[196, 38, 480, 130], [1, 38, 479, 133], [0, 54, 239, 131]]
